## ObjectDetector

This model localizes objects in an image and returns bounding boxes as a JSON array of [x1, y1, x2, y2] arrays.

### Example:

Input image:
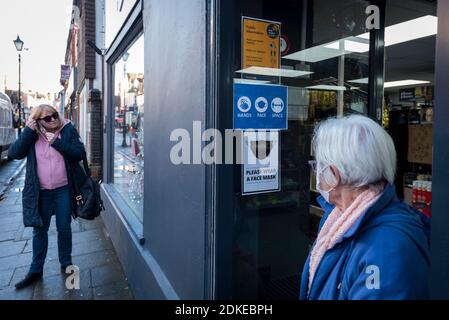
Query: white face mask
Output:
[[316, 165, 337, 203]]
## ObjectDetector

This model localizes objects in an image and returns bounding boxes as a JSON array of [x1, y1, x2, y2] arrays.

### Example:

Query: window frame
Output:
[[104, 0, 144, 242]]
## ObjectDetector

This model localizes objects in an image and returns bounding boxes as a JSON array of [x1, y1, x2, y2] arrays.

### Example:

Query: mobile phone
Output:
[[37, 121, 46, 134]]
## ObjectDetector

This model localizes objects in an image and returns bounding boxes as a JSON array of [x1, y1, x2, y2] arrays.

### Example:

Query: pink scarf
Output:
[[308, 187, 383, 294]]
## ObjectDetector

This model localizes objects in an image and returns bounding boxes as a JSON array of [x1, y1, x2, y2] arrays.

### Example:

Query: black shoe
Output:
[[15, 272, 43, 290]]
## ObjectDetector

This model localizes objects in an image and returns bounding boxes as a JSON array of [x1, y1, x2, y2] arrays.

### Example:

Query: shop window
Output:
[[227, 0, 372, 300], [112, 34, 144, 222], [384, 0, 436, 218]]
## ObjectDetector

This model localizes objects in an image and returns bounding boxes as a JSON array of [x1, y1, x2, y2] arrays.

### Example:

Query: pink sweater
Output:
[[35, 123, 69, 190]]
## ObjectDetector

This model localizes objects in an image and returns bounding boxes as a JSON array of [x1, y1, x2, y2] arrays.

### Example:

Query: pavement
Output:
[[0, 159, 133, 300]]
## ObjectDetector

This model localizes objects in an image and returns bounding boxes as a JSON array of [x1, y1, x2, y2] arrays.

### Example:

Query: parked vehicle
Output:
[[0, 92, 17, 160]]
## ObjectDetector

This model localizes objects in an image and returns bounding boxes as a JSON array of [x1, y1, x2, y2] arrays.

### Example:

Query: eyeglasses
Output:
[[39, 112, 59, 123]]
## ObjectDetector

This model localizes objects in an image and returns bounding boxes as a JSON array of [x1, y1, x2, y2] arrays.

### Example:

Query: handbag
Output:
[[71, 153, 104, 220]]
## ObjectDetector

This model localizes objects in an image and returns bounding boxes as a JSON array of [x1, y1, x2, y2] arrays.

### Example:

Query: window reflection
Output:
[[231, 0, 371, 300], [113, 34, 144, 221]]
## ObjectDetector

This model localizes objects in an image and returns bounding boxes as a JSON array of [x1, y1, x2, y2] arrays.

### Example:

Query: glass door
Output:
[[219, 0, 374, 300], [383, 0, 436, 216]]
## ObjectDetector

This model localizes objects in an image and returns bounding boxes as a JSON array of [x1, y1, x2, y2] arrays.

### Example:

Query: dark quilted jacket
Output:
[[8, 124, 86, 227]]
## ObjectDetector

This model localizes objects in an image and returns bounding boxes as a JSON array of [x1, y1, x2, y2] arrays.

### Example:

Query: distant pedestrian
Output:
[[301, 115, 430, 300], [8, 104, 85, 289]]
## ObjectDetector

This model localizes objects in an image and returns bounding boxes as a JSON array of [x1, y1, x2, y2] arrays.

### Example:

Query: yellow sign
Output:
[[242, 17, 281, 70]]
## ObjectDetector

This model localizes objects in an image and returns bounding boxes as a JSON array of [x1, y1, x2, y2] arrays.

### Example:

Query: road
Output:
[[0, 159, 26, 199]]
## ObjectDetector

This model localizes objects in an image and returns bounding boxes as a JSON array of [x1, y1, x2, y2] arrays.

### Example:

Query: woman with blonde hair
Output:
[[9, 104, 86, 289]]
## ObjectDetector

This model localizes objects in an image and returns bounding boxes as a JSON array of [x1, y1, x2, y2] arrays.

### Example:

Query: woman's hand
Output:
[[45, 132, 55, 142], [26, 119, 38, 131]]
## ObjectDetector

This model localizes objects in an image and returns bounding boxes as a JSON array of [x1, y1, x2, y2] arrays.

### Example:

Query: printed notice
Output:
[[242, 131, 280, 195], [233, 83, 288, 130], [242, 17, 281, 70]]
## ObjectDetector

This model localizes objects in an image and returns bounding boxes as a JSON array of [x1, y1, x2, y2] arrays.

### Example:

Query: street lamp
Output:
[[13, 35, 24, 134], [121, 52, 130, 147], [128, 80, 139, 146]]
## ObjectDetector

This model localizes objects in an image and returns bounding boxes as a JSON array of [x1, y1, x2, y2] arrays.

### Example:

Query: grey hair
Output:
[[312, 115, 397, 188]]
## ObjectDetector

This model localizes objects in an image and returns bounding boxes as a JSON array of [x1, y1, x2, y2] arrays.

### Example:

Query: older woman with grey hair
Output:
[[300, 115, 430, 300]]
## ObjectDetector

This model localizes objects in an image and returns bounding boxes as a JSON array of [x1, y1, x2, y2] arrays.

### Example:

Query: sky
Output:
[[0, 0, 73, 96]]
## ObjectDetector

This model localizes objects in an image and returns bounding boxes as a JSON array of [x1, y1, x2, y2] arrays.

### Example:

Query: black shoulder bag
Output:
[[72, 154, 104, 220]]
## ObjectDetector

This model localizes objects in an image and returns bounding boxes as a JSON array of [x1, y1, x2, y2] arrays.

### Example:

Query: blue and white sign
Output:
[[233, 83, 288, 130]]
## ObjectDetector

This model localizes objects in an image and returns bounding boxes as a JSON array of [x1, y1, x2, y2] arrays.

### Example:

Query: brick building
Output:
[[61, 0, 105, 181]]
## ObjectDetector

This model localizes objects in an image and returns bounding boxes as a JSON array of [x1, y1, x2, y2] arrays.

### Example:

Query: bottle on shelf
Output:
[[418, 181, 424, 203], [412, 181, 418, 204], [426, 181, 432, 207], [422, 182, 428, 205]]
